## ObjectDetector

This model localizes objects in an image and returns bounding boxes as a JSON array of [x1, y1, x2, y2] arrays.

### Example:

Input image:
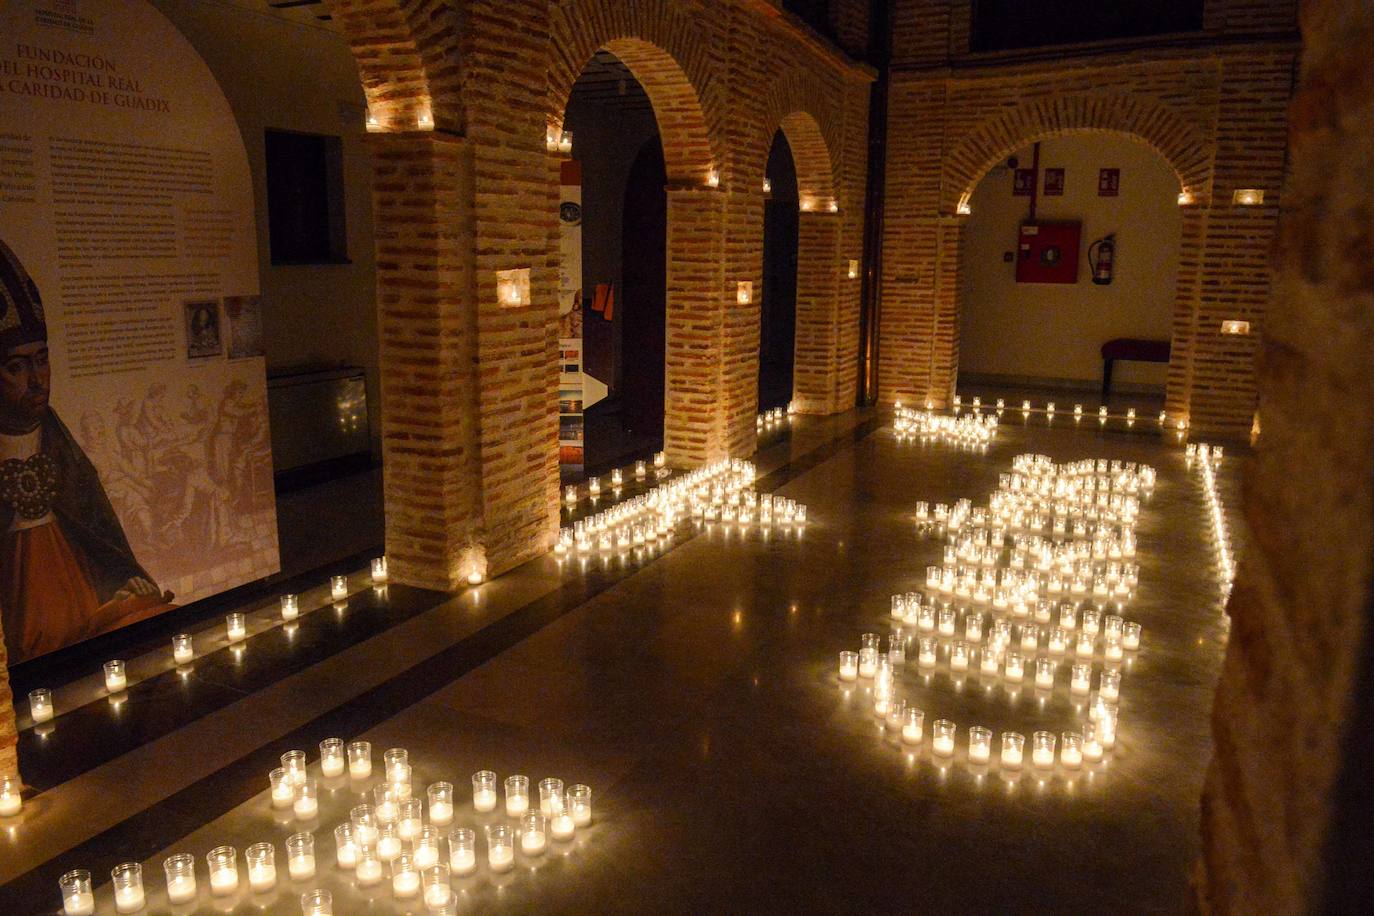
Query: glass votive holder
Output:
[[287, 832, 316, 880], [1000, 731, 1025, 768], [950, 642, 969, 672], [281, 749, 308, 786], [858, 647, 879, 677], [172, 634, 194, 665], [550, 794, 575, 841], [0, 774, 20, 817], [917, 637, 937, 668], [568, 784, 592, 827], [979, 646, 1001, 675], [838, 650, 858, 682], [301, 889, 333, 915], [398, 798, 424, 840], [29, 687, 53, 724], [345, 740, 372, 780], [1104, 634, 1123, 661], [427, 781, 454, 826], [374, 783, 400, 824], [886, 697, 906, 730], [1123, 621, 1142, 651], [1083, 721, 1105, 762], [422, 864, 452, 911], [389, 767, 412, 798], [318, 738, 345, 778], [350, 804, 379, 847], [1100, 668, 1122, 701], [294, 778, 319, 820], [60, 868, 94, 916], [246, 841, 277, 892], [1061, 731, 1084, 768], [932, 719, 957, 756], [500, 775, 528, 817], [538, 777, 564, 817], [901, 707, 925, 744], [355, 845, 383, 886], [383, 747, 409, 780], [103, 659, 127, 693], [391, 853, 420, 899], [330, 575, 348, 600], [1059, 606, 1076, 630], [1048, 627, 1067, 655], [1034, 656, 1055, 689], [1081, 609, 1101, 636], [937, 607, 956, 636], [111, 862, 145, 914], [485, 824, 515, 873], [1032, 730, 1057, 768], [448, 827, 477, 876], [1003, 651, 1024, 683], [281, 593, 299, 620], [564, 484, 577, 502], [377, 822, 404, 862], [207, 846, 239, 897], [164, 853, 197, 905], [414, 824, 442, 869], [371, 556, 388, 584], [1076, 632, 1096, 658], [1070, 663, 1092, 695], [472, 770, 498, 812], [968, 726, 993, 764], [334, 823, 358, 869], [519, 813, 547, 856]]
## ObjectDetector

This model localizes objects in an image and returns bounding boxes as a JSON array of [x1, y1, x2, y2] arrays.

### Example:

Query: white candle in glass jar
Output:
[[321, 756, 344, 779], [63, 892, 95, 916], [294, 794, 318, 820], [473, 788, 497, 813], [399, 815, 422, 841], [289, 854, 315, 880], [173, 638, 194, 665], [429, 800, 453, 826], [933, 734, 954, 756], [520, 829, 546, 855], [1033, 746, 1055, 768], [505, 794, 528, 817], [488, 846, 514, 872], [248, 863, 276, 892], [392, 871, 419, 898], [0, 790, 21, 817], [355, 858, 382, 885], [839, 655, 858, 681], [105, 669, 127, 693], [1001, 745, 1023, 767], [551, 813, 575, 840], [450, 847, 476, 875], [426, 884, 452, 908], [166, 875, 196, 904], [414, 844, 439, 869], [336, 842, 357, 869], [209, 868, 238, 896], [113, 886, 144, 912], [349, 757, 372, 780], [1061, 744, 1082, 768], [378, 835, 403, 861]]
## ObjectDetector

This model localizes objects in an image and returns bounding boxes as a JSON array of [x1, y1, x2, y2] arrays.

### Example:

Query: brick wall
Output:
[[327, 0, 872, 586], [1198, 0, 1374, 908], [880, 0, 1297, 438]]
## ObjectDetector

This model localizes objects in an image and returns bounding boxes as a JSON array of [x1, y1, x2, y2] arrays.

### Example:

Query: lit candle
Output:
[[374, 783, 399, 824], [269, 767, 295, 808], [301, 890, 333, 915], [281, 593, 299, 620], [347, 740, 372, 779], [355, 848, 383, 886], [162, 854, 196, 904], [60, 869, 96, 916], [1061, 731, 1083, 768], [917, 638, 937, 668], [172, 634, 194, 665], [968, 726, 992, 764], [838, 651, 858, 682], [1034, 657, 1055, 689], [551, 810, 575, 840], [1083, 721, 1104, 762], [398, 798, 423, 839], [569, 784, 593, 827], [227, 612, 246, 641], [933, 719, 956, 757], [391, 854, 420, 899], [1004, 652, 1024, 683], [520, 814, 547, 855], [28, 687, 53, 724], [377, 823, 403, 862], [207, 846, 239, 896], [505, 775, 530, 817], [423, 865, 453, 908], [1070, 664, 1091, 696], [0, 775, 22, 816], [319, 738, 345, 778], [1122, 621, 1141, 651], [246, 842, 277, 892], [449, 828, 477, 875], [331, 575, 348, 600], [902, 707, 925, 744], [111, 863, 145, 914], [1076, 632, 1096, 658], [371, 556, 388, 584], [414, 825, 441, 868], [1000, 731, 1025, 768], [351, 805, 379, 847], [103, 659, 127, 693], [287, 832, 315, 880], [334, 824, 358, 869], [858, 647, 879, 678], [473, 770, 498, 812], [294, 778, 319, 820], [486, 825, 515, 873], [950, 642, 969, 672], [428, 781, 455, 825]]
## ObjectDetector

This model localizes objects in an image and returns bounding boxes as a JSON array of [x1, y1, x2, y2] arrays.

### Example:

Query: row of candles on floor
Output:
[[943, 394, 1179, 429], [13, 560, 396, 743], [554, 459, 806, 556], [562, 452, 668, 504], [54, 742, 592, 914], [757, 406, 794, 429], [893, 407, 998, 446], [1188, 443, 1235, 589]]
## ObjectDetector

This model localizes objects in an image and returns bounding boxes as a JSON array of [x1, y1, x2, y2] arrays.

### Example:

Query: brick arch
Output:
[[549, 1, 717, 184], [759, 72, 842, 207], [945, 93, 1212, 214], [328, 0, 463, 132]]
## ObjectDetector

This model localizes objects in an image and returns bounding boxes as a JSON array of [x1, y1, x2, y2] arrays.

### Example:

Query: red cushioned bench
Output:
[[1101, 338, 1171, 402]]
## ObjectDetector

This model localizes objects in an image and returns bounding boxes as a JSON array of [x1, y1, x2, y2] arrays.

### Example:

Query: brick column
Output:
[[0, 637, 14, 781], [370, 131, 484, 591], [793, 210, 843, 413], [877, 213, 964, 408], [664, 185, 729, 465]]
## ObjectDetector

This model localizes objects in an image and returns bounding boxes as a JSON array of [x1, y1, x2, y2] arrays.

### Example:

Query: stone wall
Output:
[[1198, 0, 1374, 909], [880, 0, 1298, 439], [328, 0, 872, 586]]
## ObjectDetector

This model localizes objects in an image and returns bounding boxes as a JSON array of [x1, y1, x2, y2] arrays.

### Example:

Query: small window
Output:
[[265, 129, 348, 264]]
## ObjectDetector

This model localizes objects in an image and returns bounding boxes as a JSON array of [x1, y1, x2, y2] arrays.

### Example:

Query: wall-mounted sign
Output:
[[1043, 168, 1065, 196], [1098, 168, 1121, 197], [1012, 168, 1036, 196]]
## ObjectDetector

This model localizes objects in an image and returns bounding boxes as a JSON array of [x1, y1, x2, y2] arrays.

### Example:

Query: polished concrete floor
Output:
[[0, 408, 1239, 914]]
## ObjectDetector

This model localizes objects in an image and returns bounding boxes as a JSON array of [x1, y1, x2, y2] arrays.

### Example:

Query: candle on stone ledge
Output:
[[968, 726, 992, 764], [103, 659, 127, 693], [319, 738, 346, 778], [247, 842, 277, 892], [371, 556, 388, 584], [449, 827, 477, 875], [473, 770, 498, 812], [1031, 730, 1056, 769], [917, 637, 937, 669], [270, 767, 295, 809], [858, 647, 879, 678], [1123, 621, 1142, 651], [902, 707, 925, 744], [331, 575, 348, 601], [1003, 652, 1024, 683], [172, 633, 194, 665], [1082, 721, 1104, 762], [281, 593, 299, 620], [111, 863, 145, 914], [505, 775, 530, 817], [282, 749, 308, 786], [59, 869, 95, 916], [950, 641, 970, 672], [207, 846, 239, 897], [29, 687, 53, 724], [1060, 731, 1083, 768], [839, 650, 859, 682], [163, 853, 197, 904], [227, 612, 247, 642], [347, 740, 372, 779], [288, 832, 316, 880]]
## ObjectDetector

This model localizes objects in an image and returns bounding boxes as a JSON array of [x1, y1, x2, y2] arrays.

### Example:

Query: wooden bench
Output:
[[1101, 338, 1171, 402]]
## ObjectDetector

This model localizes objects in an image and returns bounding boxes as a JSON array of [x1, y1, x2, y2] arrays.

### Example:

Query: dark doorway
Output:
[[760, 130, 799, 412], [619, 137, 668, 436]]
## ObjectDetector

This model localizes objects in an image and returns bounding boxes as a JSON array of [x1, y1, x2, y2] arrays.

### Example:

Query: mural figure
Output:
[[0, 239, 173, 662]]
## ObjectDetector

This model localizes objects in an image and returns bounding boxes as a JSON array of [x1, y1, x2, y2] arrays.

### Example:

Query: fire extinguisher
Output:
[[1089, 234, 1115, 286]]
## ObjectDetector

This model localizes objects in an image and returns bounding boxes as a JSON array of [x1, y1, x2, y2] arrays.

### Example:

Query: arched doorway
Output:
[[760, 130, 799, 412]]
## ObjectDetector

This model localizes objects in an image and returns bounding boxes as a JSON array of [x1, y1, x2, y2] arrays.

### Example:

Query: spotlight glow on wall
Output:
[[736, 281, 753, 305], [1231, 188, 1264, 206], [762, 177, 771, 193], [1177, 189, 1195, 206], [848, 259, 859, 279], [496, 268, 531, 307], [707, 169, 720, 188], [1220, 320, 1250, 335]]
